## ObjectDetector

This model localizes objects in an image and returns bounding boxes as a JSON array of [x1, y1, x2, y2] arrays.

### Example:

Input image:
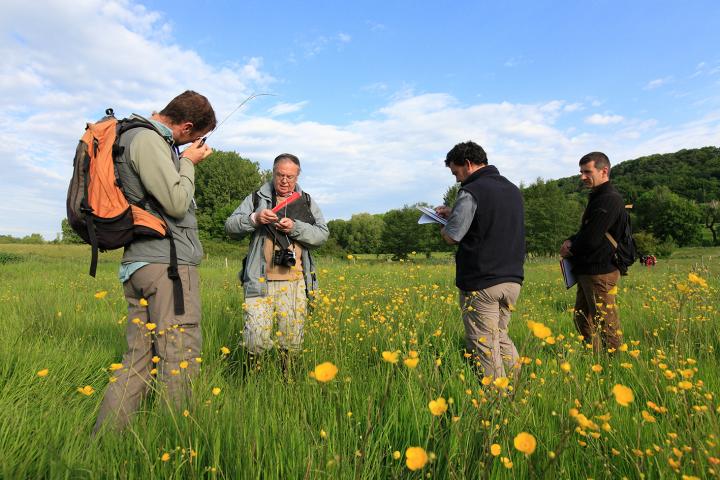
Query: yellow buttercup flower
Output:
[[109, 363, 123, 371], [145, 322, 157, 331], [493, 377, 510, 389], [527, 320, 552, 339], [688, 272, 708, 288], [612, 384, 634, 406], [513, 432, 537, 455], [428, 397, 448, 416], [36, 369, 49, 377], [591, 364, 603, 373], [220, 346, 230, 355], [94, 291, 108, 299], [212, 387, 221, 396], [392, 450, 401, 460], [608, 286, 618, 295], [641, 410, 656, 423], [139, 298, 149, 307], [312, 362, 339, 383], [403, 357, 419, 369], [382, 351, 399, 364], [490, 444, 502, 456], [77, 385, 95, 396], [179, 361, 189, 369], [560, 361, 571, 373], [161, 453, 170, 462], [405, 447, 428, 471]]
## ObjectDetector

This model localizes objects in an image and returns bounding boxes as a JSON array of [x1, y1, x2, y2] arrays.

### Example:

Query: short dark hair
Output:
[[273, 153, 301, 172], [579, 151, 610, 170], [159, 90, 217, 133], [445, 141, 488, 167]]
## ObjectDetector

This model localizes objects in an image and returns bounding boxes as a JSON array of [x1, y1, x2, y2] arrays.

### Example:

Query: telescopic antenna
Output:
[[198, 92, 274, 146]]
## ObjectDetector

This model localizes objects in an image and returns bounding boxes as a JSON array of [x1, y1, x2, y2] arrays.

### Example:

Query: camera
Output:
[[273, 247, 296, 267]]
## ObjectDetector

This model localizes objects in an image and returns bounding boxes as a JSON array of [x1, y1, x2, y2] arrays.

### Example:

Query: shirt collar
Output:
[[129, 114, 174, 144]]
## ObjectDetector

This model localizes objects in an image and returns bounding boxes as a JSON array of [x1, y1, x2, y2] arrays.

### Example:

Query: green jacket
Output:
[[225, 181, 329, 298], [116, 115, 203, 265]]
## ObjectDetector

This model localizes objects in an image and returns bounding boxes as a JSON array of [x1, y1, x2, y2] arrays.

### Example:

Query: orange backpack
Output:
[[67, 109, 186, 314]]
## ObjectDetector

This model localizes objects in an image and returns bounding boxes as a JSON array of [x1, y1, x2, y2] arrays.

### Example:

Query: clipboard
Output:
[[416, 205, 447, 225], [560, 258, 576, 289]]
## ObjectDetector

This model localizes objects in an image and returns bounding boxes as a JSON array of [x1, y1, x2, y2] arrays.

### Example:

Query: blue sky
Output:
[[1, 0, 719, 238]]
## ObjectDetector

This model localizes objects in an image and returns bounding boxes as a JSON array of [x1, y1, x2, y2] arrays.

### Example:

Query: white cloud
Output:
[[644, 76, 673, 90], [366, 21, 386, 32], [563, 102, 584, 112], [585, 114, 624, 125], [2, 0, 719, 239], [268, 101, 310, 117], [299, 32, 351, 57], [0, 0, 273, 238]]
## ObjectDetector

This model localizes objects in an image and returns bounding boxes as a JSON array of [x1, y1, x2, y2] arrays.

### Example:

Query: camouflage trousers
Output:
[[243, 278, 307, 354]]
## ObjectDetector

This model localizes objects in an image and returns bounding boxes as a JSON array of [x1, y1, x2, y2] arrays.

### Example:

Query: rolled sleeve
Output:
[[443, 191, 477, 242], [130, 130, 194, 219]]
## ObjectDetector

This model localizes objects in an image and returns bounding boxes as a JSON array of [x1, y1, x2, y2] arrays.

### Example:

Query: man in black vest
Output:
[[560, 152, 625, 353], [435, 141, 525, 381]]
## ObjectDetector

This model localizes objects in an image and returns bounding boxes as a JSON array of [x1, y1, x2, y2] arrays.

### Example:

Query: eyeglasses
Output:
[[275, 174, 297, 182]]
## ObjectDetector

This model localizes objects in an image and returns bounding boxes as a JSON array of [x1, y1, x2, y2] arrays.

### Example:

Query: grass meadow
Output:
[[0, 244, 718, 479]]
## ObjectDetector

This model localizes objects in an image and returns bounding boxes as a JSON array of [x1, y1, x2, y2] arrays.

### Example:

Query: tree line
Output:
[[45, 146, 720, 257]]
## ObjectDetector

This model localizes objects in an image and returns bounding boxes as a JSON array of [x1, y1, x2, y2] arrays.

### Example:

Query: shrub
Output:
[[0, 252, 23, 264], [633, 231, 675, 258]]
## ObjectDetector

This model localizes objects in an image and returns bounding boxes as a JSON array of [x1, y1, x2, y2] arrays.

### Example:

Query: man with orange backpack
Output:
[[92, 91, 216, 434]]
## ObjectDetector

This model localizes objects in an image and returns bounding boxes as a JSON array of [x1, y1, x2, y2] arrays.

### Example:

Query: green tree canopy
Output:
[[443, 183, 460, 208], [522, 179, 584, 255], [60, 218, 84, 244], [635, 186, 703, 247], [195, 150, 263, 240], [345, 213, 385, 254]]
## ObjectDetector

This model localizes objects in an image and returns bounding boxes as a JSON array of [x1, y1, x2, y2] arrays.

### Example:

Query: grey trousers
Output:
[[93, 264, 202, 434], [459, 282, 521, 380]]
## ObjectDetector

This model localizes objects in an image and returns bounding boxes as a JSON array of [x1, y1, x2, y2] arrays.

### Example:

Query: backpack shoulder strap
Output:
[[605, 232, 618, 249]]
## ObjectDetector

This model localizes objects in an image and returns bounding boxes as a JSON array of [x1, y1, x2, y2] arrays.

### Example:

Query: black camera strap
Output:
[[264, 187, 296, 251], [261, 223, 292, 250]]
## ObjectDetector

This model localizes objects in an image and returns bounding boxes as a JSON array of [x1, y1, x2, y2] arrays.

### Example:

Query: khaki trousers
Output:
[[93, 264, 202, 434], [243, 279, 306, 354], [573, 270, 622, 353], [459, 282, 521, 379]]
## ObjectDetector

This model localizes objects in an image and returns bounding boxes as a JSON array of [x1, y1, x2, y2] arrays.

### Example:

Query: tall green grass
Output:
[[0, 244, 718, 478]]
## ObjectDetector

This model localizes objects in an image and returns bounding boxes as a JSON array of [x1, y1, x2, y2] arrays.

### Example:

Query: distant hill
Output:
[[552, 146, 720, 204]]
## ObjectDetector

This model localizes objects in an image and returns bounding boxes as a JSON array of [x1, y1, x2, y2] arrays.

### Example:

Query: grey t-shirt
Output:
[[443, 190, 477, 242]]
